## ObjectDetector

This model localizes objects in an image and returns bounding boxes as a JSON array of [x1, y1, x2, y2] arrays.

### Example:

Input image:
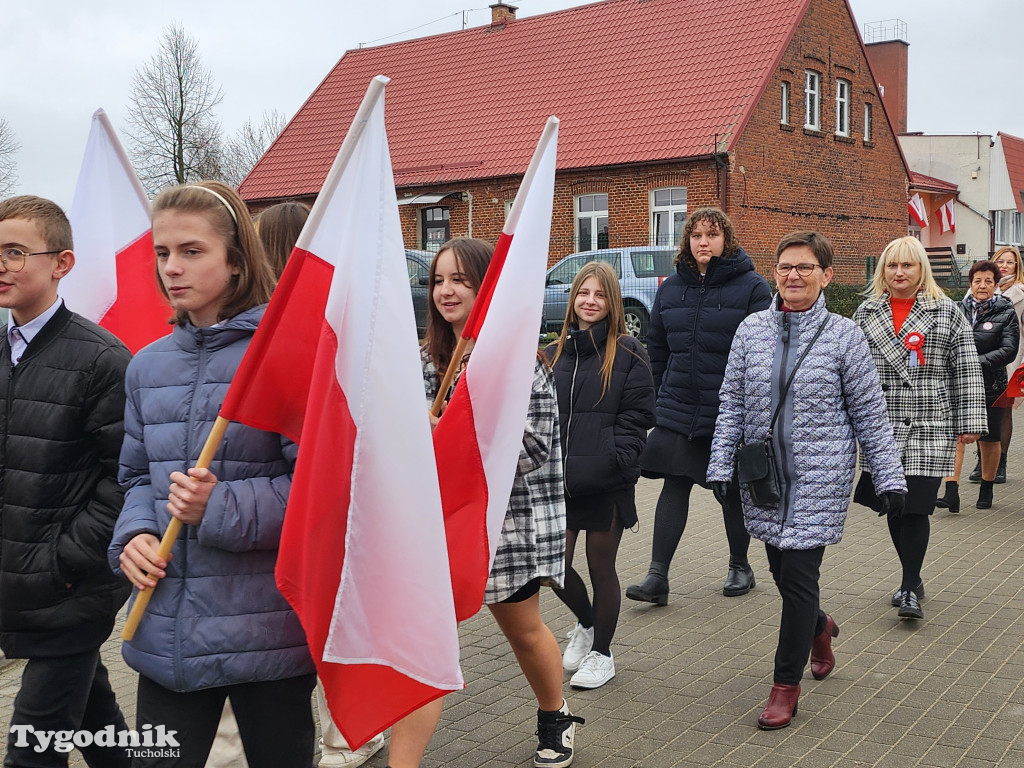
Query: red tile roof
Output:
[[240, 0, 810, 201], [909, 171, 957, 194], [999, 132, 1024, 213]]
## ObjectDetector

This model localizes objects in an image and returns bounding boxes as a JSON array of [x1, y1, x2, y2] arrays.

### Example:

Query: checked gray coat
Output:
[[708, 293, 906, 550], [423, 352, 566, 604], [854, 295, 987, 477]]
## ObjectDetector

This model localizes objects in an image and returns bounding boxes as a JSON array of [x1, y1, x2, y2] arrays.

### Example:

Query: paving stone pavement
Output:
[[4, 458, 1024, 766]]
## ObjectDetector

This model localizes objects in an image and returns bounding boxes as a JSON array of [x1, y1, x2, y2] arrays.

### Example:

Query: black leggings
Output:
[[552, 515, 625, 656], [887, 475, 939, 591], [650, 475, 750, 568]]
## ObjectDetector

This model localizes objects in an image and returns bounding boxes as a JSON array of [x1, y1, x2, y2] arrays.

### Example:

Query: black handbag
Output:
[[735, 315, 831, 507]]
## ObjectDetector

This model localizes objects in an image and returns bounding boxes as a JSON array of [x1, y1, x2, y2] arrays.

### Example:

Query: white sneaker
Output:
[[570, 651, 615, 690], [319, 732, 385, 767], [562, 623, 595, 672]]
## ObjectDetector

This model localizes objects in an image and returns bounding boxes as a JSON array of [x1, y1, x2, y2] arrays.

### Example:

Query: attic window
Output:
[[804, 70, 821, 130], [781, 81, 790, 125], [835, 79, 851, 137], [864, 103, 873, 142]]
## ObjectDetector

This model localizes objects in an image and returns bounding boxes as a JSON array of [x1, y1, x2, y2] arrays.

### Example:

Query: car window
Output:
[[596, 253, 622, 278], [546, 256, 587, 286], [406, 254, 430, 286], [631, 250, 675, 279]]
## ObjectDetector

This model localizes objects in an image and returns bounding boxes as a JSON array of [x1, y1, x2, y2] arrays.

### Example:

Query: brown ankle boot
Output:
[[757, 683, 800, 730], [810, 614, 840, 680]]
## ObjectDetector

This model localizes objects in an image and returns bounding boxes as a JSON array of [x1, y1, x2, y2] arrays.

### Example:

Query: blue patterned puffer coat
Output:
[[708, 293, 907, 550], [109, 306, 313, 692]]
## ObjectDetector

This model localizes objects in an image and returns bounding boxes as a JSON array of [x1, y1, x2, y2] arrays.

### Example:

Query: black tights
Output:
[[552, 517, 624, 656], [650, 475, 750, 568], [888, 513, 930, 591]]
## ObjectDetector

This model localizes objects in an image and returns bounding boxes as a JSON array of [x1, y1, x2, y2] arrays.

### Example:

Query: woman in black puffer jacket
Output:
[[938, 259, 1019, 509], [626, 207, 771, 605], [545, 261, 655, 690]]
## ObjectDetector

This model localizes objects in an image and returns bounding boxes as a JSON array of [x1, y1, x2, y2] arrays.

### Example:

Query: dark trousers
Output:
[[5, 649, 130, 768], [133, 673, 316, 768], [765, 544, 828, 686]]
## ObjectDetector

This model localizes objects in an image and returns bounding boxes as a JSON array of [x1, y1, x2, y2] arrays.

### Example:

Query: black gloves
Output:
[[711, 481, 731, 507], [878, 491, 906, 519]]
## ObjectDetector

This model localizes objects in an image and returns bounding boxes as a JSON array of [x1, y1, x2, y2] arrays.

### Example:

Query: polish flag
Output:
[[908, 193, 928, 229], [431, 116, 559, 621], [65, 109, 171, 353], [938, 198, 956, 234], [218, 76, 462, 748]]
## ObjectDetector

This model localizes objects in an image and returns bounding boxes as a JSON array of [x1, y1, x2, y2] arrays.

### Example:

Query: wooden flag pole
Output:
[[429, 336, 471, 417], [121, 416, 230, 641]]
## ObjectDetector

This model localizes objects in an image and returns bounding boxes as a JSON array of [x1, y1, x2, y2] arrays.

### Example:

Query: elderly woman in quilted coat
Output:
[[708, 232, 906, 731]]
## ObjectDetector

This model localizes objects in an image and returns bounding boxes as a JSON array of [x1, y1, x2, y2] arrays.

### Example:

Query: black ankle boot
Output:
[[969, 454, 982, 482], [977, 480, 994, 509], [995, 453, 1007, 484], [625, 562, 669, 605], [935, 480, 960, 513], [723, 558, 755, 597]]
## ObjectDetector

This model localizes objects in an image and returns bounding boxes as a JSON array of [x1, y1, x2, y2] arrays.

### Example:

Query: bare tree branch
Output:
[[125, 23, 224, 194], [0, 118, 20, 198], [220, 110, 287, 189]]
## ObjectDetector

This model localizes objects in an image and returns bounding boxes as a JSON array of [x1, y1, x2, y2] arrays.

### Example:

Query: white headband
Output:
[[184, 185, 238, 224]]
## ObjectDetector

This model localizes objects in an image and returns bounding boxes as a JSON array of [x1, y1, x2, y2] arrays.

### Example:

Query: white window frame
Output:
[[575, 193, 609, 251], [804, 70, 821, 130], [780, 81, 790, 125], [993, 210, 1023, 246], [649, 187, 687, 246], [835, 79, 851, 136], [863, 103, 873, 142]]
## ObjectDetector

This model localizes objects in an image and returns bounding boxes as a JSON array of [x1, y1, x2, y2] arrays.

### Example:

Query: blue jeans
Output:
[[5, 649, 130, 768]]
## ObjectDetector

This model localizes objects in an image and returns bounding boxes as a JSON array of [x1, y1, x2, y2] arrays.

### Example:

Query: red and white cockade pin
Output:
[[904, 332, 925, 367]]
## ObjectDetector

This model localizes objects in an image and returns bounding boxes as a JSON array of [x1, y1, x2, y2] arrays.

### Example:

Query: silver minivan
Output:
[[542, 246, 676, 341]]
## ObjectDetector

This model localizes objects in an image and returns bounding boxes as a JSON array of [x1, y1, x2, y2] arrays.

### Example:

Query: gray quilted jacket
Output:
[[109, 307, 313, 692], [708, 293, 907, 550]]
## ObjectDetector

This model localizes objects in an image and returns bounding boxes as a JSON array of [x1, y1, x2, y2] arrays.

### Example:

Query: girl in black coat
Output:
[[938, 260, 1020, 510], [545, 261, 655, 690], [626, 208, 771, 605]]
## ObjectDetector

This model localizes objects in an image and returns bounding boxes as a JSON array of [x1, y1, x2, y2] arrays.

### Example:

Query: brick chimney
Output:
[[863, 20, 909, 133], [490, 3, 518, 26]]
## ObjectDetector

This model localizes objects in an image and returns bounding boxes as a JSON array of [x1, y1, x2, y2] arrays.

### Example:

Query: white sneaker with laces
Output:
[[562, 623, 595, 672], [570, 651, 615, 690], [318, 732, 386, 767]]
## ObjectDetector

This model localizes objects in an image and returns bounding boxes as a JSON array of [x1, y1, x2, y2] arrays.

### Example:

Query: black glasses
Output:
[[774, 263, 821, 277], [0, 248, 63, 272]]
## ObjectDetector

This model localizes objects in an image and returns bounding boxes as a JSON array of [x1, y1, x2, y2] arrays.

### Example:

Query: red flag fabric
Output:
[[431, 117, 559, 621], [65, 109, 171, 352], [908, 193, 928, 229], [218, 76, 462, 748], [938, 198, 957, 234]]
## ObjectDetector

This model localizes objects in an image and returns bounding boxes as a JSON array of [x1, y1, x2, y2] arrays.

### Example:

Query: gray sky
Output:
[[4, 0, 1023, 208]]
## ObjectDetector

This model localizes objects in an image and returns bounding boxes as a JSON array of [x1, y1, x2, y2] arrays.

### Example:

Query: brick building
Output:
[[240, 0, 909, 284]]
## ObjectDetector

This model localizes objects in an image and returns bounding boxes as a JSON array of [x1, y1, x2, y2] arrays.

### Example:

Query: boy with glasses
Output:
[[0, 195, 132, 767]]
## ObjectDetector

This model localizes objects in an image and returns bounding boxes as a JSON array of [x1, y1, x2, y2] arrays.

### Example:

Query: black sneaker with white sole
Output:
[[535, 701, 584, 768]]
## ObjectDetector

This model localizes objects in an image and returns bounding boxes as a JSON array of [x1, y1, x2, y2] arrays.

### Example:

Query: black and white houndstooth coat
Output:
[[853, 294, 988, 478], [423, 351, 566, 604]]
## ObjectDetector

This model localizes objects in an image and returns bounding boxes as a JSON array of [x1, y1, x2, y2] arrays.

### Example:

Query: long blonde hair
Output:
[[993, 245, 1024, 289], [867, 236, 946, 301], [551, 260, 628, 398]]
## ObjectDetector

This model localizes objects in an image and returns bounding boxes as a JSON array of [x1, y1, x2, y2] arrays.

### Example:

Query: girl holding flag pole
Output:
[[108, 181, 316, 767], [389, 237, 583, 768]]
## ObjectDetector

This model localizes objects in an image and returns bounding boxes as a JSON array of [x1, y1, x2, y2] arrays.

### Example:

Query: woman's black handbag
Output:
[[736, 438, 782, 506], [734, 315, 831, 507]]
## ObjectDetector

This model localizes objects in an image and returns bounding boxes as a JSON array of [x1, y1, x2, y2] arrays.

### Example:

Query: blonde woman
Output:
[[993, 245, 1024, 481], [544, 261, 655, 689], [853, 236, 986, 620]]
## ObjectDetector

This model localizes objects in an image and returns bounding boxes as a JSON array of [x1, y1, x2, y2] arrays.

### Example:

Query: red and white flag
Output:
[[218, 76, 462, 748], [938, 198, 956, 234], [431, 116, 559, 621], [908, 193, 928, 229], [65, 109, 171, 353]]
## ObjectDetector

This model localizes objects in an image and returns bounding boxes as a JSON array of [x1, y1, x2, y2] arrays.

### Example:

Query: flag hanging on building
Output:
[[431, 116, 559, 621], [938, 198, 956, 234], [908, 193, 929, 229], [65, 109, 171, 353], [218, 76, 463, 748]]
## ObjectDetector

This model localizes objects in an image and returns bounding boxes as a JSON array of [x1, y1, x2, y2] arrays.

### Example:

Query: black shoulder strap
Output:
[[768, 314, 831, 435]]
